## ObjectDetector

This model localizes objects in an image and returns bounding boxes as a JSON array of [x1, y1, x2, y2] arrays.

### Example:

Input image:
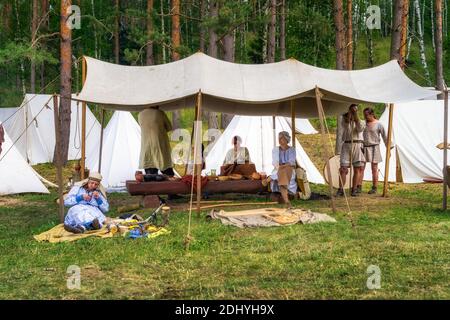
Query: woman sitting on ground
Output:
[[264, 131, 297, 208], [64, 172, 109, 234], [223, 135, 251, 165]]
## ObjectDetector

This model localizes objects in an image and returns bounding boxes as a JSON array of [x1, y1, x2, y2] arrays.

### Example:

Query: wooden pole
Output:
[[315, 87, 337, 213], [383, 103, 394, 197], [290, 100, 296, 149], [443, 88, 448, 210], [98, 108, 105, 173], [195, 91, 203, 216], [53, 94, 65, 223], [81, 57, 87, 179], [272, 116, 276, 146]]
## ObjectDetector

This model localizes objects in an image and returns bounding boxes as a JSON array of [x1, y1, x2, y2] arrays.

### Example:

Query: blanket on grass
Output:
[[207, 207, 336, 228], [34, 224, 114, 243], [34, 222, 170, 243]]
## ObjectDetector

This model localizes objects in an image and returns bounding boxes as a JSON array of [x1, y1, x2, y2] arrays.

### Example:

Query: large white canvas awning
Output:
[[75, 52, 437, 117]]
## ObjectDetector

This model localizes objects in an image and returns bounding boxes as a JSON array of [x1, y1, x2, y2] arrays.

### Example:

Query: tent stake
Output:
[[315, 87, 337, 213], [290, 100, 296, 149], [81, 57, 87, 179], [195, 91, 203, 217], [383, 103, 394, 197], [443, 88, 448, 210], [97, 108, 105, 173], [53, 94, 65, 223]]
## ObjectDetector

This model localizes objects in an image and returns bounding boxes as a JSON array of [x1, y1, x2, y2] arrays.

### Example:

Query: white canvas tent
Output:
[[285, 118, 318, 134], [204, 116, 325, 184], [86, 111, 141, 189], [2, 94, 101, 165], [0, 108, 17, 123], [364, 100, 449, 183], [75, 53, 437, 116], [0, 125, 49, 195]]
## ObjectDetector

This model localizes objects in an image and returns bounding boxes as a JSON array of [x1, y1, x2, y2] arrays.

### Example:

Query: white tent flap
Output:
[[2, 94, 101, 165], [76, 53, 437, 117], [204, 116, 324, 184], [0, 126, 49, 195], [86, 111, 141, 189]]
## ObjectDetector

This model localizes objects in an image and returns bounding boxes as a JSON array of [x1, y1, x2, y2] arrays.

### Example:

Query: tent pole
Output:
[[383, 103, 394, 197], [272, 116, 276, 145], [98, 108, 105, 173], [290, 100, 296, 149], [52, 94, 65, 223], [315, 87, 337, 213], [81, 57, 87, 179], [443, 88, 448, 210], [195, 90, 203, 217]]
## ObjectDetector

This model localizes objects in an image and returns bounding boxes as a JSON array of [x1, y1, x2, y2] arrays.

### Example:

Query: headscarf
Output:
[[278, 131, 291, 144], [75, 172, 107, 198]]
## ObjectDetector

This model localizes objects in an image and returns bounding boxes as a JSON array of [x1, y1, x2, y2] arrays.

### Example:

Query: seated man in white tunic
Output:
[[223, 135, 251, 165], [64, 172, 109, 234]]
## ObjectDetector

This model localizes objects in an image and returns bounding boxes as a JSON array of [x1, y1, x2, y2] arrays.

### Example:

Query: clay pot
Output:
[[135, 171, 144, 182]]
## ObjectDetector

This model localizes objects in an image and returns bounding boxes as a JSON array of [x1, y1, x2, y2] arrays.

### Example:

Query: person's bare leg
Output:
[[337, 167, 348, 196], [352, 166, 361, 196], [280, 186, 291, 207], [369, 163, 378, 194], [357, 165, 365, 193]]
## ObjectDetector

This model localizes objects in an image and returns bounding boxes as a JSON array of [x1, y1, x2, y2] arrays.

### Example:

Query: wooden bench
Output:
[[126, 180, 267, 207]]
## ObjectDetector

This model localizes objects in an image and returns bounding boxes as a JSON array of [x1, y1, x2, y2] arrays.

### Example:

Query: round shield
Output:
[[323, 155, 353, 190]]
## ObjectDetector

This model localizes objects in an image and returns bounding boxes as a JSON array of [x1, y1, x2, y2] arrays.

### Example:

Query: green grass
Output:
[[0, 179, 449, 299]]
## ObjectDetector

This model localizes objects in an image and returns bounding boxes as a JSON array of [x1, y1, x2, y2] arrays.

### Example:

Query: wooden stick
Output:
[[195, 91, 203, 216], [98, 108, 105, 173], [290, 100, 296, 150], [81, 57, 87, 179], [315, 87, 336, 213], [201, 202, 278, 210], [443, 89, 448, 210], [383, 103, 394, 197], [53, 94, 65, 223]]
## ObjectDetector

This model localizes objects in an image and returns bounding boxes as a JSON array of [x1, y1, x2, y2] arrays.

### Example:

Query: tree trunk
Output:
[[435, 0, 445, 93], [199, 0, 206, 52], [30, 0, 39, 93], [91, 0, 99, 58], [280, 0, 286, 60], [431, 0, 436, 52], [346, 0, 353, 70], [221, 32, 235, 128], [171, 0, 181, 129], [146, 0, 154, 65], [414, 0, 432, 85], [40, 0, 49, 89], [390, 0, 405, 63], [207, 0, 219, 129], [267, 0, 276, 63], [114, 0, 120, 64], [333, 0, 346, 70], [400, 0, 410, 69], [160, 0, 167, 63], [57, 0, 73, 165]]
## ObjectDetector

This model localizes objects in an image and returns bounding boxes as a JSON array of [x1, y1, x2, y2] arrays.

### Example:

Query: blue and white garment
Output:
[[64, 185, 109, 230], [270, 146, 297, 194]]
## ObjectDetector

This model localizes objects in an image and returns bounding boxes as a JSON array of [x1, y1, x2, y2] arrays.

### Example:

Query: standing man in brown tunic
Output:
[[336, 104, 366, 197], [138, 106, 175, 177]]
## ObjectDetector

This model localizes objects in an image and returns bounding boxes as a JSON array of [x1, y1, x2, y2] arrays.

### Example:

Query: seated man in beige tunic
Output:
[[223, 136, 251, 165], [336, 104, 366, 197], [138, 106, 175, 177], [362, 107, 392, 194]]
